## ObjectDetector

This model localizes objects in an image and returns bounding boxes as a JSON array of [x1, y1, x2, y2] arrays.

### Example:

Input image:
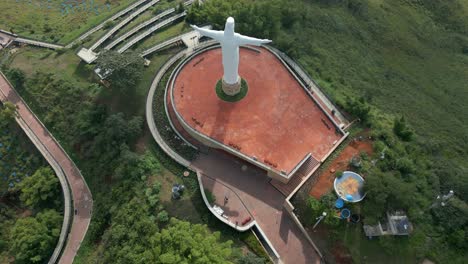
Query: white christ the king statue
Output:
[[191, 17, 272, 95]]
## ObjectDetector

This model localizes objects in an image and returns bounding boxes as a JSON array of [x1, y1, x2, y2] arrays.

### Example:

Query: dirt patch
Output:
[[310, 138, 373, 199], [331, 242, 354, 264], [149, 169, 203, 223], [19, 209, 32, 218]]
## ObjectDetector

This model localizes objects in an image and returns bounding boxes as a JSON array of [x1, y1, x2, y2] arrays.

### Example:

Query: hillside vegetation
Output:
[[0, 0, 135, 44], [188, 0, 468, 263], [0, 103, 63, 263]]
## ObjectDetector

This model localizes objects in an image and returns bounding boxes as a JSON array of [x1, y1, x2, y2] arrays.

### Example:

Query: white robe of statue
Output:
[[191, 17, 272, 85]]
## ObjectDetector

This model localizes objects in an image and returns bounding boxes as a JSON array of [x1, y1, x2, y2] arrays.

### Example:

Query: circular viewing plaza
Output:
[[168, 45, 347, 183]]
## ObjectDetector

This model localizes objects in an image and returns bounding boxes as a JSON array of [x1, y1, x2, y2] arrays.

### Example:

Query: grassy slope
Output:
[[279, 1, 467, 263], [0, 0, 136, 44], [287, 1, 468, 160]]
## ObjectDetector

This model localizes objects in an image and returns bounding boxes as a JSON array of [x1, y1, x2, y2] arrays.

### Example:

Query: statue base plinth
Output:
[[222, 78, 241, 96]]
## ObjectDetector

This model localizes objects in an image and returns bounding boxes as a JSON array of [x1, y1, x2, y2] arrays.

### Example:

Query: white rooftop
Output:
[[77, 48, 98, 64]]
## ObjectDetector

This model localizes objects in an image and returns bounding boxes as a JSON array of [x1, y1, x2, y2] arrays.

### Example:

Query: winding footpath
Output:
[[0, 73, 93, 264]]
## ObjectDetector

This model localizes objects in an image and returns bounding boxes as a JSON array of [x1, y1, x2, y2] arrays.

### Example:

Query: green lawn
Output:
[[0, 0, 136, 44], [8, 48, 93, 82]]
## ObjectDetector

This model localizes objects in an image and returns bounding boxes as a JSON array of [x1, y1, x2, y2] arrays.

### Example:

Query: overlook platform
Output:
[[171, 46, 346, 182]]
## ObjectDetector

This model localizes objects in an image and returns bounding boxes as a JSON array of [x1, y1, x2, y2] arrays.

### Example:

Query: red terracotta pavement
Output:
[[173, 47, 342, 174], [0, 74, 92, 264], [201, 174, 253, 227], [193, 150, 321, 264]]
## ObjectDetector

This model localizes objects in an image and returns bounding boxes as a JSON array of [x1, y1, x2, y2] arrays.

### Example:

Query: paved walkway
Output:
[[14, 37, 64, 50], [0, 73, 92, 264], [193, 150, 321, 264], [200, 174, 253, 228]]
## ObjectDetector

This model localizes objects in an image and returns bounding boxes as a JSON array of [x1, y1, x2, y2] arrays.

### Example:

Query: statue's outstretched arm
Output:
[[235, 33, 272, 46], [191, 25, 224, 41]]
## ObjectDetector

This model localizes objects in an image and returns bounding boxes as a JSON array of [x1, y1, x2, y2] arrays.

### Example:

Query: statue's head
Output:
[[225, 17, 235, 36]]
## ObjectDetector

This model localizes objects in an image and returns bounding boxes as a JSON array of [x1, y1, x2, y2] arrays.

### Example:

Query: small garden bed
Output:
[[215, 78, 248, 103]]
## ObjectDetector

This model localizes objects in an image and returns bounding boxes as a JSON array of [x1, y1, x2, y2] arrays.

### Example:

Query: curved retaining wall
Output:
[[196, 172, 255, 232], [145, 49, 192, 168]]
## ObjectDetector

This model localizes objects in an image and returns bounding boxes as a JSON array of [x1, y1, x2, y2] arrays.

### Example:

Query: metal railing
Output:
[[90, 0, 160, 51], [14, 37, 64, 50], [118, 11, 187, 53], [66, 0, 149, 48]]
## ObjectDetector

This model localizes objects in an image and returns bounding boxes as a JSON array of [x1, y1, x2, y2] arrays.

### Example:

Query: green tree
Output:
[[4, 68, 25, 90], [157, 210, 169, 223], [155, 218, 234, 263], [0, 102, 17, 127], [86, 113, 143, 174], [17, 167, 59, 208], [238, 252, 266, 264], [176, 2, 185, 13], [95, 50, 145, 93], [10, 209, 61, 264], [102, 196, 160, 263]]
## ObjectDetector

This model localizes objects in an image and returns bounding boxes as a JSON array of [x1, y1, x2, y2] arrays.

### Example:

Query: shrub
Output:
[[157, 210, 169, 223], [320, 192, 337, 208], [205, 189, 216, 204], [239, 232, 270, 262], [346, 96, 371, 123], [103, 21, 115, 30], [335, 170, 344, 178], [393, 116, 414, 141]]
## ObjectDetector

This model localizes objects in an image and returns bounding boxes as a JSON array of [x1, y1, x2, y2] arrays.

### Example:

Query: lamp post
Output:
[[313, 212, 327, 230]]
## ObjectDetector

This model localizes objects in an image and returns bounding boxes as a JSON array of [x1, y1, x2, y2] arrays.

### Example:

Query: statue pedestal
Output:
[[222, 77, 241, 96]]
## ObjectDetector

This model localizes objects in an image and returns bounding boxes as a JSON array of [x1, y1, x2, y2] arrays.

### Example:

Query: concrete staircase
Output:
[[270, 155, 319, 197]]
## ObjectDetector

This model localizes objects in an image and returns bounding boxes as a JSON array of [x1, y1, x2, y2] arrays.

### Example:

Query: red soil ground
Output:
[[309, 139, 373, 199], [173, 47, 344, 174]]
